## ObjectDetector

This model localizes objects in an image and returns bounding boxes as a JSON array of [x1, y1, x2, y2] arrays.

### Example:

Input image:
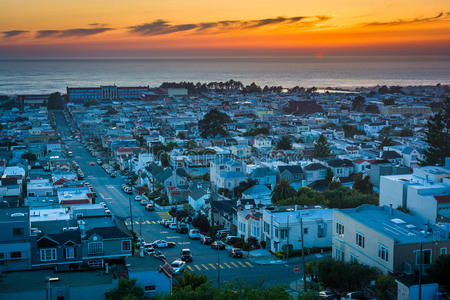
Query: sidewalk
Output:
[[250, 251, 331, 265]]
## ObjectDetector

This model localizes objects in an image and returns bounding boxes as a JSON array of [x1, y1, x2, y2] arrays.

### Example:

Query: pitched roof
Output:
[[243, 184, 271, 195], [85, 226, 131, 240], [250, 167, 276, 178], [381, 150, 402, 159], [278, 165, 304, 174], [327, 159, 353, 168], [304, 163, 327, 171]]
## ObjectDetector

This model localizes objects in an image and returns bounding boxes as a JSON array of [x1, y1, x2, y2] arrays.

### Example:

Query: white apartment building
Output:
[[262, 207, 333, 252], [379, 166, 450, 224]]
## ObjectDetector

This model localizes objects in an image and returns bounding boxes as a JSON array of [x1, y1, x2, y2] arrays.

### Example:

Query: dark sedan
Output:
[[229, 248, 243, 258], [211, 241, 226, 250]]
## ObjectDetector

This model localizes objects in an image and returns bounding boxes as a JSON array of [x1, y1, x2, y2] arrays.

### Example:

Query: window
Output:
[[87, 259, 103, 268], [440, 248, 448, 256], [0, 253, 4, 265], [40, 248, 56, 261], [13, 227, 24, 237], [65, 247, 75, 259], [10, 251, 22, 259], [355, 233, 365, 248], [145, 285, 156, 291], [336, 222, 344, 235], [275, 228, 279, 238], [335, 248, 344, 261], [122, 240, 131, 251], [378, 244, 389, 262], [264, 222, 270, 234], [280, 229, 288, 240], [350, 254, 358, 263], [416, 249, 432, 265], [88, 242, 103, 255], [317, 224, 325, 238], [304, 228, 309, 234]]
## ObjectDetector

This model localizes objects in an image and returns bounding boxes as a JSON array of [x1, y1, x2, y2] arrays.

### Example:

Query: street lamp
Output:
[[46, 277, 59, 300]]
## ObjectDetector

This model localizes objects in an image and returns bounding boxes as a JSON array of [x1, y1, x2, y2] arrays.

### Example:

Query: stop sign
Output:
[[293, 266, 299, 273]]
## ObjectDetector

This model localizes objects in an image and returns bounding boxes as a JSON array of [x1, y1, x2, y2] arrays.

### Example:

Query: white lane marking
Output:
[[166, 236, 180, 239]]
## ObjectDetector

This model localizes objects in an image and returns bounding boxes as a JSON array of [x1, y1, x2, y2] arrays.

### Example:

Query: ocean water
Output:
[[0, 56, 449, 95]]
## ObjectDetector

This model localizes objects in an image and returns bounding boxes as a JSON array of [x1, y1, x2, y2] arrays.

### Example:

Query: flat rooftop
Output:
[[338, 205, 450, 244], [0, 269, 115, 294], [30, 208, 70, 222]]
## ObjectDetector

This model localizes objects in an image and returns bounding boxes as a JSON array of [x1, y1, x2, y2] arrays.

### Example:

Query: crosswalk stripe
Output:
[[146, 221, 151, 224], [135, 221, 139, 225], [230, 262, 239, 268], [125, 222, 129, 225], [187, 266, 194, 271], [141, 221, 146, 224], [245, 262, 254, 267], [194, 265, 201, 271], [201, 264, 209, 270], [238, 261, 247, 268], [218, 264, 224, 269], [152, 221, 156, 224], [157, 221, 161, 224], [223, 262, 232, 269], [208, 263, 216, 270]]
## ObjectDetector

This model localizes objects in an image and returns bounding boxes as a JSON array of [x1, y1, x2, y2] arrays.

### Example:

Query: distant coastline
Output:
[[0, 56, 449, 95]]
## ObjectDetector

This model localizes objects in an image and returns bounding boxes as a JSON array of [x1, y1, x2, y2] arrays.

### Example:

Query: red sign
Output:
[[293, 266, 299, 273]]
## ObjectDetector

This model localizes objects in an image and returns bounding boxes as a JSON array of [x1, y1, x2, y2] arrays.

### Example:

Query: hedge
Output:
[[274, 246, 332, 259]]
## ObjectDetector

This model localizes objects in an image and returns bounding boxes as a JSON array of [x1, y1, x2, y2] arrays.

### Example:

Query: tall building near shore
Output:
[[66, 85, 150, 102]]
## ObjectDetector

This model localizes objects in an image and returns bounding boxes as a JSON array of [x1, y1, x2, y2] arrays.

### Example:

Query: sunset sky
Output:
[[1, 0, 449, 58]]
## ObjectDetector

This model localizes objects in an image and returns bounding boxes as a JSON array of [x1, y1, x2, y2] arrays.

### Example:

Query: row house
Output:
[[333, 205, 450, 274]]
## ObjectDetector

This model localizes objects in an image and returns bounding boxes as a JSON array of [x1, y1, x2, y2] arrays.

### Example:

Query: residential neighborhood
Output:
[[0, 82, 449, 299]]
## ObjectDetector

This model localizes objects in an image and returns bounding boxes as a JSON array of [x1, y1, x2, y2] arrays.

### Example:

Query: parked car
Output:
[[318, 291, 340, 299], [146, 203, 155, 211], [180, 249, 193, 262], [135, 195, 142, 202], [168, 223, 177, 230], [342, 291, 374, 300], [144, 244, 155, 255], [215, 230, 231, 240], [200, 235, 212, 245], [152, 240, 176, 248], [154, 250, 166, 260], [176, 223, 189, 233], [229, 248, 243, 258], [140, 199, 149, 206], [224, 236, 241, 245], [211, 241, 226, 250], [171, 260, 186, 275], [97, 159, 102, 165], [89, 162, 95, 166], [188, 229, 201, 239]]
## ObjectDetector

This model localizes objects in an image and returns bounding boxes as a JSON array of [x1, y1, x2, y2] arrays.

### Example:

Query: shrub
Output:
[[260, 240, 266, 249]]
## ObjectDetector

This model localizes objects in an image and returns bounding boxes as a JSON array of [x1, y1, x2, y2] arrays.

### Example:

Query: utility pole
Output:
[[129, 195, 134, 232], [418, 241, 423, 300], [217, 244, 221, 288], [286, 214, 290, 260], [300, 216, 306, 291]]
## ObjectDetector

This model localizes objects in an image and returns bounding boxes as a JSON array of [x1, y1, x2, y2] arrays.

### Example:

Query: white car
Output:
[[188, 229, 201, 239], [134, 195, 142, 202], [168, 223, 177, 230], [152, 240, 176, 248], [171, 260, 186, 275]]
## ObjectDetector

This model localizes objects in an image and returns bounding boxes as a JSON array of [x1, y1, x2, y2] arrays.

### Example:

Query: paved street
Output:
[[51, 110, 306, 288]]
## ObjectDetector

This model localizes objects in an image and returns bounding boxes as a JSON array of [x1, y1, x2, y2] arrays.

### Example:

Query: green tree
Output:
[[365, 104, 380, 114], [313, 135, 331, 158], [47, 92, 64, 109], [198, 109, 231, 138], [352, 173, 374, 194], [398, 128, 414, 137], [276, 136, 292, 150], [374, 275, 397, 300], [105, 278, 146, 300], [317, 259, 378, 293], [83, 99, 98, 107], [323, 186, 378, 208], [173, 271, 209, 291], [21, 152, 37, 162], [428, 254, 450, 292], [271, 179, 296, 204], [325, 168, 334, 183], [351, 95, 365, 112], [378, 136, 395, 149], [160, 153, 170, 167], [342, 125, 364, 138], [422, 98, 450, 166]]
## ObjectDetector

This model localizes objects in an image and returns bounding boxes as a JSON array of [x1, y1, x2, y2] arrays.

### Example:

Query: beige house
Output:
[[333, 205, 450, 274]]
